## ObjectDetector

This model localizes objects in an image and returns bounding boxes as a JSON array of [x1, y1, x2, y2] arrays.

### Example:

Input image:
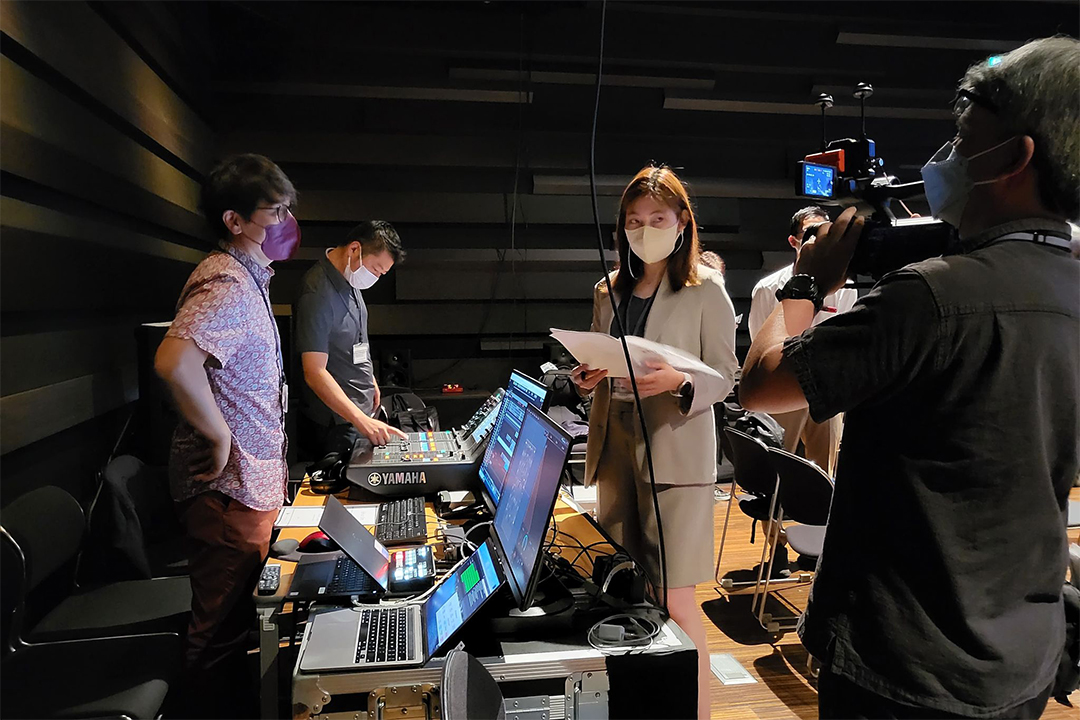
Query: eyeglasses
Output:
[[952, 88, 997, 118], [256, 204, 292, 222]]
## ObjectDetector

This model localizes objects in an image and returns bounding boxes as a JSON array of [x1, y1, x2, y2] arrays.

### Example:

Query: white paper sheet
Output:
[[274, 504, 379, 528], [550, 328, 730, 416]]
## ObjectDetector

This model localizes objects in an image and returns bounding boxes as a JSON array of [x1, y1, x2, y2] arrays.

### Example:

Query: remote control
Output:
[[258, 564, 281, 595]]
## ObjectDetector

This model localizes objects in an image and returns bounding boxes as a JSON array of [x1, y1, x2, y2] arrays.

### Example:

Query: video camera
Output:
[[795, 83, 957, 279]]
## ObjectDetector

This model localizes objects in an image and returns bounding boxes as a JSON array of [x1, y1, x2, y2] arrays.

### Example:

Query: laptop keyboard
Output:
[[375, 496, 428, 546], [326, 555, 377, 595], [355, 606, 415, 664]]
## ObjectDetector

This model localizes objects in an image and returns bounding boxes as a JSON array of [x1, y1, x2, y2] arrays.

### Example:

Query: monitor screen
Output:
[[802, 162, 836, 199], [423, 539, 503, 658], [492, 405, 572, 609], [478, 371, 548, 507]]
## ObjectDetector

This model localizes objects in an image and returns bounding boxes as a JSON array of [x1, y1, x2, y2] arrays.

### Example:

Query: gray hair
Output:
[[961, 36, 1080, 221]]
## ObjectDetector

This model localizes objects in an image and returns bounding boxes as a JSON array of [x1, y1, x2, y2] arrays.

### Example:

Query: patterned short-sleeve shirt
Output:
[[166, 243, 287, 511]]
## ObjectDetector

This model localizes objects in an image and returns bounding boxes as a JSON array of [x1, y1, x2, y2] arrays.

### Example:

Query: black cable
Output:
[[586, 0, 668, 611]]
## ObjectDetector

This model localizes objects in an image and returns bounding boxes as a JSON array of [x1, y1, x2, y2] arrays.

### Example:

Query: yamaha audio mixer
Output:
[[346, 388, 506, 497]]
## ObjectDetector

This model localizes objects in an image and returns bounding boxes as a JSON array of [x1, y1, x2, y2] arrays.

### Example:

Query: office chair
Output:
[[1, 486, 190, 645], [441, 649, 505, 720]]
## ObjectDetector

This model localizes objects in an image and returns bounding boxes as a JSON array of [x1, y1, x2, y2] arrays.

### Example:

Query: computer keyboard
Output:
[[355, 606, 414, 664], [326, 555, 378, 594], [375, 496, 428, 546]]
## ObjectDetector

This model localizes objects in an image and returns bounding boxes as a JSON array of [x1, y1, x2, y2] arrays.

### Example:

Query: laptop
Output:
[[286, 496, 390, 601], [300, 539, 505, 670], [300, 405, 573, 671]]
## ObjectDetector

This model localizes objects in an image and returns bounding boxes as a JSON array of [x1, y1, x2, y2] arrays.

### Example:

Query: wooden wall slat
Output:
[[0, 0, 213, 173], [393, 268, 761, 301], [0, 366, 137, 454], [297, 191, 740, 227], [1, 56, 205, 220], [0, 197, 205, 265], [367, 302, 592, 336], [0, 324, 137, 396]]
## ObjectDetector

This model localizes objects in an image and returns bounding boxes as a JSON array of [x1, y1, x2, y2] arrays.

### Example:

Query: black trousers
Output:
[[297, 414, 360, 461], [818, 670, 1052, 720]]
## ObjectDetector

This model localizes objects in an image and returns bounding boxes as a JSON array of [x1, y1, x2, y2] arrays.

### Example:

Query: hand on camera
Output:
[[357, 415, 408, 447], [571, 364, 608, 393], [794, 206, 864, 296]]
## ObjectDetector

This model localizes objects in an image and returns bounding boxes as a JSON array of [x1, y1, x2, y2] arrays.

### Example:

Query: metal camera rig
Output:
[[795, 83, 957, 280]]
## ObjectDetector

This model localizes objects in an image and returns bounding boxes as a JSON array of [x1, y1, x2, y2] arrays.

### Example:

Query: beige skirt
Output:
[[594, 402, 715, 589]]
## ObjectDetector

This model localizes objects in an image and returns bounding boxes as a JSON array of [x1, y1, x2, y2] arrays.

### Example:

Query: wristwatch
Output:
[[775, 274, 825, 313], [670, 372, 694, 413]]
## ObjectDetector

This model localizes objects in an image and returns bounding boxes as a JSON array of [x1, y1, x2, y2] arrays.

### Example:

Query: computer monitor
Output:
[[423, 539, 503, 658], [477, 371, 548, 509], [492, 404, 572, 610]]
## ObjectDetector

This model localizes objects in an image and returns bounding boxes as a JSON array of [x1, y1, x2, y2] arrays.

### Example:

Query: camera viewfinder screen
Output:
[[802, 162, 836, 198]]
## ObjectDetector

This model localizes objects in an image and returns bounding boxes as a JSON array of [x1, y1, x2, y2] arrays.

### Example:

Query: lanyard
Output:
[[984, 231, 1073, 252], [617, 285, 660, 338], [228, 250, 285, 383], [320, 256, 363, 330]]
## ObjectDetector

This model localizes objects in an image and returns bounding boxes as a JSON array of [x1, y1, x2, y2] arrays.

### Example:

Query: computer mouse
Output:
[[298, 531, 338, 553]]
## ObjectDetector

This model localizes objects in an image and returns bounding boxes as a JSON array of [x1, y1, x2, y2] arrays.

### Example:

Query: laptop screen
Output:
[[423, 539, 502, 658], [319, 495, 391, 591], [478, 371, 548, 508], [492, 405, 572, 609]]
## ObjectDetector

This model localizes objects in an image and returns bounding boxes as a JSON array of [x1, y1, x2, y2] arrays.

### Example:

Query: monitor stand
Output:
[[486, 572, 575, 636]]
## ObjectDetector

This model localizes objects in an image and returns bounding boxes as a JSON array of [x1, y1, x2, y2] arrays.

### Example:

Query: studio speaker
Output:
[[379, 348, 413, 387]]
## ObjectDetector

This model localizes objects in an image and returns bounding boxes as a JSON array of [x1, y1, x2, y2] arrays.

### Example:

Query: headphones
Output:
[[307, 450, 349, 495]]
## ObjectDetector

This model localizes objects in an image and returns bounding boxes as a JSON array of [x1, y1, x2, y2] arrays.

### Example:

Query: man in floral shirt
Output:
[[155, 154, 297, 704]]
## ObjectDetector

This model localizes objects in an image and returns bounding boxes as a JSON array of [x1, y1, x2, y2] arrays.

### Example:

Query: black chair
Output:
[[715, 428, 782, 583], [1, 488, 182, 719], [765, 448, 835, 579], [1, 486, 190, 645], [83, 455, 187, 580], [441, 649, 505, 720]]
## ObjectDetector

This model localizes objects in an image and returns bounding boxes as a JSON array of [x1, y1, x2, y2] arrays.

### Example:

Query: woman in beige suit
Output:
[[572, 165, 738, 718]]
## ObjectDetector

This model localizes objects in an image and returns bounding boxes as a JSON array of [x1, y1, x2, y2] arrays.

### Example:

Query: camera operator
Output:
[[741, 37, 1079, 719]]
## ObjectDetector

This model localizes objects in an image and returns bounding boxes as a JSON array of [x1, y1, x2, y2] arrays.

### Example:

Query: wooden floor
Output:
[[699, 484, 1080, 720]]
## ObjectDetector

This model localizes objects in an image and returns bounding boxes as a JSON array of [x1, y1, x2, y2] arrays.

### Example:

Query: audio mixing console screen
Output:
[[478, 372, 547, 505], [424, 540, 502, 657], [492, 406, 571, 605]]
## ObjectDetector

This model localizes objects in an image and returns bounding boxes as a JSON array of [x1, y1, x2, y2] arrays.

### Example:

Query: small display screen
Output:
[[424, 540, 502, 658], [802, 162, 836, 198]]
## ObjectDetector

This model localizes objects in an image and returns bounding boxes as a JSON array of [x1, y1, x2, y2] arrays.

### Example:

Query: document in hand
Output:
[[550, 328, 729, 415]]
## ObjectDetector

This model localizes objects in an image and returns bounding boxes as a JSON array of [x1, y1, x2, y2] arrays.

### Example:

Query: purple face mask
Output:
[[261, 211, 301, 261]]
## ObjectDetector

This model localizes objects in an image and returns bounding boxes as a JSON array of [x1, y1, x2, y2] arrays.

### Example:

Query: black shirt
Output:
[[294, 254, 376, 426], [784, 218, 1079, 714], [610, 292, 657, 339]]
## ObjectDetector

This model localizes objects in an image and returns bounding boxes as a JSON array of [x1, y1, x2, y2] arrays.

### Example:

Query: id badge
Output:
[[352, 342, 370, 365]]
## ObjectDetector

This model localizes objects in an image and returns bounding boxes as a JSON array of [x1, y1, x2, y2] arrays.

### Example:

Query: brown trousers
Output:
[[179, 491, 277, 670]]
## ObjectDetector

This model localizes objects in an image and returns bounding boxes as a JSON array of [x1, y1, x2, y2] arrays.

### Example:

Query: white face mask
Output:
[[625, 224, 683, 264], [920, 136, 1016, 228], [343, 250, 380, 290]]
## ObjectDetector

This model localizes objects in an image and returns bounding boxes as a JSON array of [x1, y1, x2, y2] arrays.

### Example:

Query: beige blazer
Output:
[[584, 264, 738, 487]]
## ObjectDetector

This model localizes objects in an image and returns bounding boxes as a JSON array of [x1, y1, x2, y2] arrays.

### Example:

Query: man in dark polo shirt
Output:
[[741, 38, 1079, 718], [295, 220, 408, 458]]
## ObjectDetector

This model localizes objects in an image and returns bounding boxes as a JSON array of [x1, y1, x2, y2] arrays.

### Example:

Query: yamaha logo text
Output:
[[367, 471, 427, 486]]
